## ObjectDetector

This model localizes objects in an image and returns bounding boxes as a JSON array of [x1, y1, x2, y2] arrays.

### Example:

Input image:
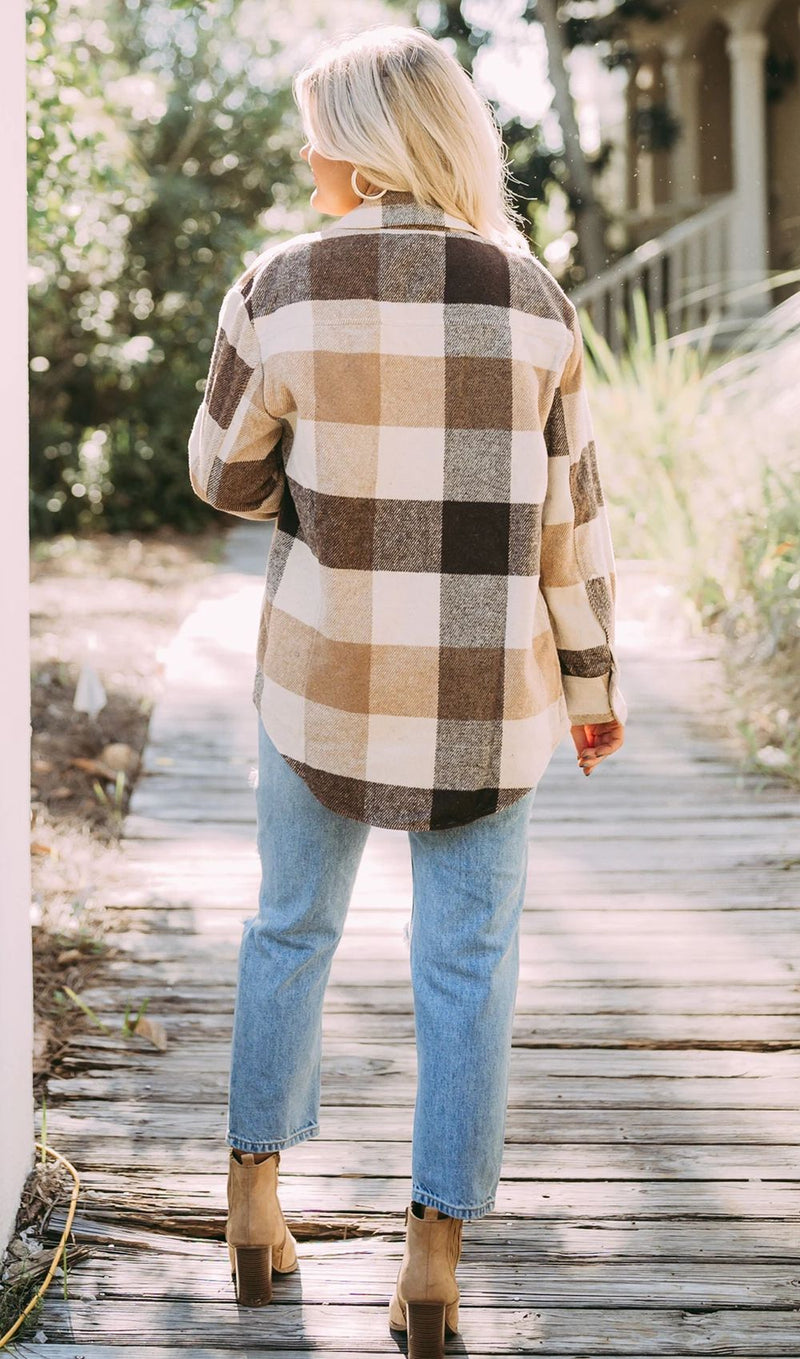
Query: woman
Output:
[[188, 22, 626, 1357]]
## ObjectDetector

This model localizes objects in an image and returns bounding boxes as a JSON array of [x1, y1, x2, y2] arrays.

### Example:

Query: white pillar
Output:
[[0, 0, 34, 1254], [662, 41, 703, 210], [725, 26, 771, 314], [632, 57, 657, 220], [625, 61, 639, 216]]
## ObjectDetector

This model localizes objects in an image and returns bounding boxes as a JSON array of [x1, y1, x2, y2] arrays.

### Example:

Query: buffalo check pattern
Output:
[[188, 190, 628, 831]]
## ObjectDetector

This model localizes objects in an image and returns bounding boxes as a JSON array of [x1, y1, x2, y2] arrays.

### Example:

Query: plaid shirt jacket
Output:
[[188, 189, 628, 831]]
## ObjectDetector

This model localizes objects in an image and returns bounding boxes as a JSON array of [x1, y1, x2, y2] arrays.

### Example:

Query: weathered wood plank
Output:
[[105, 908, 800, 945], [95, 934, 800, 971], [37, 1102, 800, 1145], [73, 982, 800, 1016], [120, 821, 800, 870], [109, 894, 800, 919], [45, 1207, 800, 1262], [53, 1248, 800, 1307], [0, 1350, 319, 1359], [105, 877, 800, 908], [47, 1072, 800, 1110], [37, 1135, 800, 1180], [110, 865, 800, 902], [32, 1172, 800, 1218], [114, 905, 800, 932], [25, 1300, 800, 1352], [83, 955, 800, 986], [54, 1008, 800, 1046], [50, 1040, 800, 1077], [17, 1350, 800, 1359]]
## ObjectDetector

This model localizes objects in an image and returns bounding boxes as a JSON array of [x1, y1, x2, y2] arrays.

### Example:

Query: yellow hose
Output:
[[0, 1142, 81, 1351]]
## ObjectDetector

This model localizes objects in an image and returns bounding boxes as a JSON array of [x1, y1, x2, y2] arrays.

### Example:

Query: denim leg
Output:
[[226, 716, 371, 1152], [406, 789, 536, 1219]]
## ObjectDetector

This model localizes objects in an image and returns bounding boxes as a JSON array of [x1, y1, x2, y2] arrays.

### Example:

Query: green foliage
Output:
[[28, 0, 304, 535], [122, 994, 150, 1037], [27, 0, 145, 531]]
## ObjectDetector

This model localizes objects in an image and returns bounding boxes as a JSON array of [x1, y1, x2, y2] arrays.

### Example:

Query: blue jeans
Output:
[[226, 715, 537, 1220]]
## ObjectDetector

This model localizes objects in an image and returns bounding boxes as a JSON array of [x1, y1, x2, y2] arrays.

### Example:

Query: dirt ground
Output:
[[27, 523, 231, 1084]]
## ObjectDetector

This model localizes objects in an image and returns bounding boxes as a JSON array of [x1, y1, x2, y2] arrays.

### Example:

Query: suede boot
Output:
[[388, 1201, 463, 1357], [225, 1149, 298, 1306]]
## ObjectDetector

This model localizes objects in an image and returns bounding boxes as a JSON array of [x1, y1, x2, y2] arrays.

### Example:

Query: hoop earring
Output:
[[350, 167, 388, 201]]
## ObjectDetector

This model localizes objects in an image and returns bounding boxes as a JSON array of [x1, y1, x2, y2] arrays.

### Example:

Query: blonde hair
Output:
[[292, 24, 533, 257]]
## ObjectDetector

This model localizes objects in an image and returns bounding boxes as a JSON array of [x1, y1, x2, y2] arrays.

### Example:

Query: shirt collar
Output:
[[320, 188, 482, 238]]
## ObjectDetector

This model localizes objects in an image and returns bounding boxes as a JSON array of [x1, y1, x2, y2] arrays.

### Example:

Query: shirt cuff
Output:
[[562, 668, 628, 726]]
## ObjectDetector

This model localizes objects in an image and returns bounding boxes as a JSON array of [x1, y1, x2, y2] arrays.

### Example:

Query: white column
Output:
[[632, 57, 657, 220], [625, 61, 639, 215], [725, 26, 771, 314], [0, 0, 34, 1255], [662, 40, 703, 210]]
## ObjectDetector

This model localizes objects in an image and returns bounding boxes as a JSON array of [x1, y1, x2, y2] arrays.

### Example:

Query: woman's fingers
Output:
[[579, 756, 601, 774], [575, 723, 624, 776]]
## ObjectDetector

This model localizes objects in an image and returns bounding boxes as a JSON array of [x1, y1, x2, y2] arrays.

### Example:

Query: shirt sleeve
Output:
[[539, 303, 628, 727], [188, 284, 285, 521]]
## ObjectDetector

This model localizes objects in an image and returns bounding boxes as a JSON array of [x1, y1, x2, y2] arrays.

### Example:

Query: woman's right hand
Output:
[[569, 720, 625, 777]]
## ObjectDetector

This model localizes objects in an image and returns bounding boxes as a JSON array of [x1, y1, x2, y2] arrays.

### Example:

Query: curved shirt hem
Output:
[[253, 684, 566, 833]]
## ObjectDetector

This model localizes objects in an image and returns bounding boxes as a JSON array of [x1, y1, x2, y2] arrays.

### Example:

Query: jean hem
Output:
[[227, 1123, 320, 1152], [410, 1185, 495, 1220]]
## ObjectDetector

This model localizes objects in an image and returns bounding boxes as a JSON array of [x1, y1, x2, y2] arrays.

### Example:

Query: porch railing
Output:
[[570, 193, 737, 350]]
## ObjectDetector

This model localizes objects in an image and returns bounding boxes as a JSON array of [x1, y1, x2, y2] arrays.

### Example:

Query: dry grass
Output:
[[584, 291, 800, 784]]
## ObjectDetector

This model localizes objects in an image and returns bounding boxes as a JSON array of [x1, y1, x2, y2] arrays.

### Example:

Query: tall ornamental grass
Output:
[[583, 288, 800, 781]]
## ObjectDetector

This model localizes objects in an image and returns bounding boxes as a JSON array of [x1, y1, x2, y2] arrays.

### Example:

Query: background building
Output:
[[574, 0, 800, 345]]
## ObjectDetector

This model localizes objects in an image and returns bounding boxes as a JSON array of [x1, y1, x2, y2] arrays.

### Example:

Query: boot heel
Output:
[[232, 1244, 273, 1307], [407, 1301, 446, 1359]]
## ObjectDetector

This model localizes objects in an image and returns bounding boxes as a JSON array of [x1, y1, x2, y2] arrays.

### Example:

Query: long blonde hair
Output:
[[292, 24, 533, 257]]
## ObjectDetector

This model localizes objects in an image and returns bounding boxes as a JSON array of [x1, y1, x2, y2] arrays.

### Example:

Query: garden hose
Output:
[[0, 1142, 80, 1350]]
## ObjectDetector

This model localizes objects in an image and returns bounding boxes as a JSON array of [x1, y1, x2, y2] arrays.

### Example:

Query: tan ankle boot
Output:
[[225, 1149, 298, 1306], [388, 1202, 463, 1357]]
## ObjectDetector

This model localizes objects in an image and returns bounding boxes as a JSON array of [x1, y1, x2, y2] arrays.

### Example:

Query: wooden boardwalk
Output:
[[23, 523, 800, 1358]]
